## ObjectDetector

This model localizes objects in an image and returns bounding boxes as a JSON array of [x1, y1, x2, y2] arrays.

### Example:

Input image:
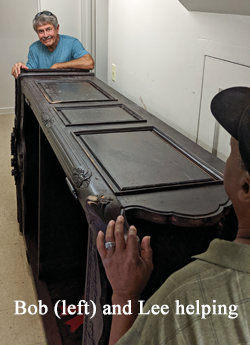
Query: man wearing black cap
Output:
[[97, 87, 250, 344]]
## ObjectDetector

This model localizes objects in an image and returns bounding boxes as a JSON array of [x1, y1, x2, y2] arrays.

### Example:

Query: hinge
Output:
[[66, 177, 78, 200], [25, 97, 30, 106]]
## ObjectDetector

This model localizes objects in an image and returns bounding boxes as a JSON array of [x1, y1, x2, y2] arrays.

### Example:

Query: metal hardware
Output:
[[65, 177, 78, 200], [25, 97, 30, 106]]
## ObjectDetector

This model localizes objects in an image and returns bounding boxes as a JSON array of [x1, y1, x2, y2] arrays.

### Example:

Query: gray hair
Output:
[[33, 12, 58, 32]]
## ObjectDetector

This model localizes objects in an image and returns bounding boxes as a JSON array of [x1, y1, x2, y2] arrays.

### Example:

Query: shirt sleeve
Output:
[[26, 47, 38, 69], [71, 38, 89, 59]]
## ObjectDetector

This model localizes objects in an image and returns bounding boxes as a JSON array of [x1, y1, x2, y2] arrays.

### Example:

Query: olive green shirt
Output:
[[117, 239, 250, 345]]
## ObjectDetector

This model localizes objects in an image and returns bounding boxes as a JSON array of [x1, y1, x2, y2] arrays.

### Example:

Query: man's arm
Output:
[[97, 216, 153, 345], [11, 62, 29, 79], [50, 54, 94, 70]]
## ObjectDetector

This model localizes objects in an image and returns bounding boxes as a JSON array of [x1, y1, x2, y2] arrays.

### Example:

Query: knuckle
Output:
[[115, 230, 123, 238], [105, 236, 114, 242]]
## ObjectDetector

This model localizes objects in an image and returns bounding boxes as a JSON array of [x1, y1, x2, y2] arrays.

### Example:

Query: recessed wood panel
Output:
[[36, 80, 117, 103], [55, 104, 146, 126], [77, 128, 218, 192]]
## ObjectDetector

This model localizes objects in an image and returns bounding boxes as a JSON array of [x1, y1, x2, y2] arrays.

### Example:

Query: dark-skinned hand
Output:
[[97, 215, 153, 299]]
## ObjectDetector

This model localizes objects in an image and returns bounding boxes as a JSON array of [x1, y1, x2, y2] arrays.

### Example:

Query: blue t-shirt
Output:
[[26, 35, 89, 69]]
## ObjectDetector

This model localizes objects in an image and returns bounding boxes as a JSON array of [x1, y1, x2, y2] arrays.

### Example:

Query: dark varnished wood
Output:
[[11, 69, 234, 345], [54, 104, 147, 126], [77, 128, 216, 191], [36, 80, 117, 103]]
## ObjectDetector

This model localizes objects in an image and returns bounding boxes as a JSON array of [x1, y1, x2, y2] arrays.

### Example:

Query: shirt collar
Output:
[[192, 239, 250, 274]]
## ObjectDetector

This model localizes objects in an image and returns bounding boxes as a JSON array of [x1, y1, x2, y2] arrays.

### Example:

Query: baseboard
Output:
[[0, 107, 15, 115]]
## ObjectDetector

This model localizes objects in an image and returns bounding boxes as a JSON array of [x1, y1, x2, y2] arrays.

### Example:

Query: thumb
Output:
[[141, 236, 153, 265]]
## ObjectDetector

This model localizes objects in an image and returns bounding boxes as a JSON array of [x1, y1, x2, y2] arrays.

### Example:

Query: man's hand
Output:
[[11, 62, 29, 79], [97, 216, 153, 345], [97, 215, 153, 300]]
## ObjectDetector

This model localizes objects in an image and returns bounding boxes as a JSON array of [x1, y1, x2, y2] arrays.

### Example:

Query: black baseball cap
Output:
[[210, 86, 250, 174]]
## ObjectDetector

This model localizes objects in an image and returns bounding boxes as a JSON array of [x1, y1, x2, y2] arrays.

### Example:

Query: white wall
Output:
[[40, 0, 82, 40], [0, 0, 37, 114], [81, 0, 109, 83], [96, 0, 109, 83], [107, 0, 250, 142]]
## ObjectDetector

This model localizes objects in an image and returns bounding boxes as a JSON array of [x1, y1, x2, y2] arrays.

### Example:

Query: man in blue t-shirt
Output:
[[11, 10, 94, 78]]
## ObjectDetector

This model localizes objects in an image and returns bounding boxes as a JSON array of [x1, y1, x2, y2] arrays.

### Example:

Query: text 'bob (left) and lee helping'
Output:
[[14, 299, 239, 320]]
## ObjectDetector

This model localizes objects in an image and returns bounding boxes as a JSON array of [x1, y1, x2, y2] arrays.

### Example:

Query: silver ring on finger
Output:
[[105, 241, 116, 249]]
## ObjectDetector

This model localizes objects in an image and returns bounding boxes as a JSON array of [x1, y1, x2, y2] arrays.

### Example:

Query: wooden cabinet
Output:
[[11, 69, 236, 345]]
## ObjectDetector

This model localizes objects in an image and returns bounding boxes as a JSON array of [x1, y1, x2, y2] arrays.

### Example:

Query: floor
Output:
[[0, 113, 47, 345]]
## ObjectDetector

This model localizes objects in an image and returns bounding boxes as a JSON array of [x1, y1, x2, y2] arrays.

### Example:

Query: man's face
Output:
[[36, 23, 59, 48], [224, 137, 245, 203]]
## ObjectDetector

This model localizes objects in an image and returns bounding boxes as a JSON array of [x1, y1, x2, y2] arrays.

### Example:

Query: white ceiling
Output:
[[178, 0, 250, 16]]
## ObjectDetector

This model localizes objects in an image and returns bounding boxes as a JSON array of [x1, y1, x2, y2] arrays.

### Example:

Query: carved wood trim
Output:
[[72, 168, 92, 189], [83, 227, 98, 345], [41, 112, 54, 128]]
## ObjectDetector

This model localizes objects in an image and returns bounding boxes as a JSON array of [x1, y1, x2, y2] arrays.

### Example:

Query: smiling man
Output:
[[11, 11, 94, 78]]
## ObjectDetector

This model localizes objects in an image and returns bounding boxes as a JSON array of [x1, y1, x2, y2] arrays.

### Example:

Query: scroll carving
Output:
[[85, 194, 117, 230], [41, 112, 54, 128], [85, 193, 131, 240], [72, 167, 92, 189]]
